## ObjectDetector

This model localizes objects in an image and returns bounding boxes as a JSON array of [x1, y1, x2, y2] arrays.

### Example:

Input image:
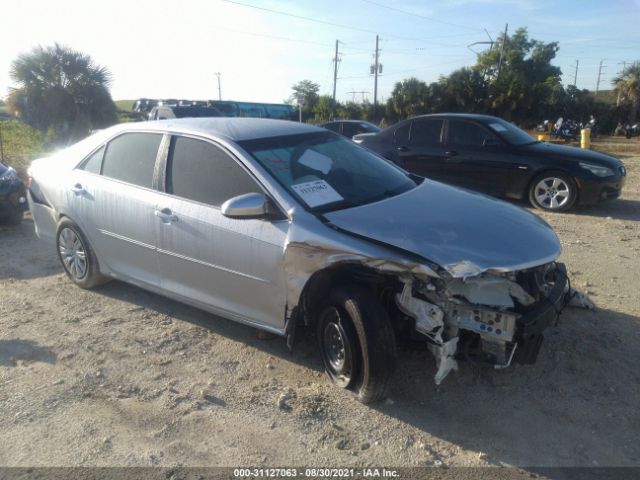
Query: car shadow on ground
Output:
[[94, 280, 324, 373], [0, 339, 57, 367], [573, 199, 640, 222], [371, 306, 640, 467], [0, 218, 62, 280]]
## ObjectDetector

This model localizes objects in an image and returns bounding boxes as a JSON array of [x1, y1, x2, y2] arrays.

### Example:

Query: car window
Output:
[[342, 123, 362, 137], [448, 120, 497, 147], [102, 133, 162, 188], [394, 123, 410, 146], [79, 145, 105, 174], [167, 136, 261, 207], [410, 119, 443, 147], [239, 131, 417, 213], [323, 122, 341, 133]]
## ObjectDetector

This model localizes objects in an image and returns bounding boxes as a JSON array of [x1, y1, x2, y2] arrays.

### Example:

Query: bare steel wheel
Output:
[[319, 306, 357, 388], [56, 218, 109, 289], [316, 285, 397, 403], [529, 172, 577, 212]]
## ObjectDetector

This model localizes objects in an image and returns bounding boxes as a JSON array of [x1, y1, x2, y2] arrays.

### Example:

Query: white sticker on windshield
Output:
[[489, 123, 508, 132], [291, 180, 343, 208], [298, 149, 333, 174]]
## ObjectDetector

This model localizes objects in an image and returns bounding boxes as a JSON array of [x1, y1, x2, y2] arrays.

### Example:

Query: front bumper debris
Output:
[[397, 262, 580, 385]]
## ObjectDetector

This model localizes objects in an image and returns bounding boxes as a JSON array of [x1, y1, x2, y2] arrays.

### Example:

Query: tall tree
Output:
[[475, 28, 562, 122], [288, 80, 320, 122], [613, 62, 640, 123], [388, 78, 429, 120], [6, 43, 117, 144]]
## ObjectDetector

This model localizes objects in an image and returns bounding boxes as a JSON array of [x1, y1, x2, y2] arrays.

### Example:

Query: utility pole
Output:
[[332, 40, 340, 115], [497, 23, 508, 80], [347, 90, 369, 102], [214, 72, 222, 101], [573, 59, 579, 87], [595, 59, 606, 96], [373, 34, 380, 121]]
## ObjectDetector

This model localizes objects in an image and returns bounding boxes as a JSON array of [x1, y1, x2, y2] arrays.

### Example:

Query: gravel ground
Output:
[[1, 142, 639, 472]]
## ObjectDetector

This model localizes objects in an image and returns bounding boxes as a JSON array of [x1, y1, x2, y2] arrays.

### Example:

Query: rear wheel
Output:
[[529, 172, 577, 212], [56, 219, 109, 289], [317, 285, 397, 403]]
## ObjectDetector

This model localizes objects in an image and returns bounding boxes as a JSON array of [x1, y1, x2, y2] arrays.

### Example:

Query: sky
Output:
[[1, 0, 639, 106]]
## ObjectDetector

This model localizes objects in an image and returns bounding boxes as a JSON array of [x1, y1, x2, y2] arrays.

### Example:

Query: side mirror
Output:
[[483, 138, 500, 148], [221, 192, 279, 219]]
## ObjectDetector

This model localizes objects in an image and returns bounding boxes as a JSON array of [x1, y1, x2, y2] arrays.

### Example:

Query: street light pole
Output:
[[215, 72, 222, 101]]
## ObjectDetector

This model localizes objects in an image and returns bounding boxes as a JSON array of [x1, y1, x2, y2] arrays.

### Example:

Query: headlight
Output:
[[579, 162, 614, 177]]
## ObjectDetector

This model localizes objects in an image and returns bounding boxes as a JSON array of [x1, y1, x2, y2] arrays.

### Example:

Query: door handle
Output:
[[155, 208, 178, 223], [396, 145, 409, 152], [71, 183, 85, 195]]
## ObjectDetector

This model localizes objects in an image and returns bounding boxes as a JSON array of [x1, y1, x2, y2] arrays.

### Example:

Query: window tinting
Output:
[[79, 146, 105, 174], [168, 137, 260, 207], [102, 133, 162, 188], [448, 120, 496, 147], [342, 123, 361, 137], [323, 122, 341, 133], [394, 123, 410, 145], [410, 119, 443, 147]]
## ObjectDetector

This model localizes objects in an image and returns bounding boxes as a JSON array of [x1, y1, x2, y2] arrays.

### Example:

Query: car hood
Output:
[[324, 180, 561, 277], [520, 141, 622, 168]]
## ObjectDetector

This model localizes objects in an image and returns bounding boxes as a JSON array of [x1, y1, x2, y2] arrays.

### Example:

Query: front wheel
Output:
[[528, 172, 577, 212], [317, 285, 397, 403]]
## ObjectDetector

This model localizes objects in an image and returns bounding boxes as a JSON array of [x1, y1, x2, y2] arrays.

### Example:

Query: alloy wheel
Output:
[[58, 227, 88, 280], [534, 177, 571, 210]]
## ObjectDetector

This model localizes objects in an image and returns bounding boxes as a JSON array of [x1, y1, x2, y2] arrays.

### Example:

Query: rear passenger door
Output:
[[155, 135, 289, 329], [72, 132, 165, 286], [396, 118, 448, 181]]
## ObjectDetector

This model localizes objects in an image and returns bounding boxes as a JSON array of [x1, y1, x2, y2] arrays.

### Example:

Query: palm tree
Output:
[[7, 43, 116, 143], [613, 62, 640, 123]]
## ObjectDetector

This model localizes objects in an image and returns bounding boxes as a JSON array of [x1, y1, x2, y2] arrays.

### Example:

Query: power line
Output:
[[220, 0, 476, 47], [360, 0, 483, 31]]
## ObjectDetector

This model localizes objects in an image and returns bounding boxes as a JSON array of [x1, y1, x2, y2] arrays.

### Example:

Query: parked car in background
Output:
[[28, 118, 572, 402], [0, 161, 28, 225], [148, 105, 222, 120], [355, 113, 626, 211], [321, 120, 381, 139]]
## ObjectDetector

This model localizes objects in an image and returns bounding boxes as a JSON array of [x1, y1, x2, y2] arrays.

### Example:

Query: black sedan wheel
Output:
[[317, 285, 397, 403], [529, 172, 577, 212]]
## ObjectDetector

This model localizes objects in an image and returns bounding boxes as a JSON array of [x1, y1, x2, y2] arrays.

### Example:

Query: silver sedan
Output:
[[28, 118, 573, 403]]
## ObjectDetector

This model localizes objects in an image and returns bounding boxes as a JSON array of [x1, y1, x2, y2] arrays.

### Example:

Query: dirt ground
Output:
[[1, 139, 639, 472]]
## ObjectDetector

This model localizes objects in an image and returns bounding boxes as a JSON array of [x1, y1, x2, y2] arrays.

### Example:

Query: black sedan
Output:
[[321, 120, 380, 139], [0, 161, 28, 225], [355, 113, 626, 211]]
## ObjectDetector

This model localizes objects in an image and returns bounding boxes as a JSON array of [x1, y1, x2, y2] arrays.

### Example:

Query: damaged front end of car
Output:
[[394, 261, 571, 384]]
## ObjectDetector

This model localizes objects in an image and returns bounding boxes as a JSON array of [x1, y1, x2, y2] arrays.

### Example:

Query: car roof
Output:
[[110, 118, 325, 142], [409, 113, 503, 123]]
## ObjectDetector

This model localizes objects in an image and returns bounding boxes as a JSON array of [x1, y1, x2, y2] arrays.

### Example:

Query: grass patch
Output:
[[0, 120, 46, 172], [115, 99, 135, 112]]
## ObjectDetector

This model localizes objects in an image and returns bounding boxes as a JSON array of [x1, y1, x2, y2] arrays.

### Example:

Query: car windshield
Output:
[[239, 131, 418, 213], [486, 118, 537, 146]]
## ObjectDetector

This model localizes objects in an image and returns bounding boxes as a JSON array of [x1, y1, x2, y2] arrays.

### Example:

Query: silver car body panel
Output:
[[28, 118, 574, 384], [324, 179, 561, 278]]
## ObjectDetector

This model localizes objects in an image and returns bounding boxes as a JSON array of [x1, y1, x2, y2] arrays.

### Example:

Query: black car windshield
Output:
[[485, 118, 537, 146], [239, 131, 417, 212]]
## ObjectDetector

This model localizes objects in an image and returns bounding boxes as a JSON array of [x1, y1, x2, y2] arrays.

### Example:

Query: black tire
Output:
[[56, 218, 109, 289], [317, 285, 397, 403], [528, 171, 578, 212]]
